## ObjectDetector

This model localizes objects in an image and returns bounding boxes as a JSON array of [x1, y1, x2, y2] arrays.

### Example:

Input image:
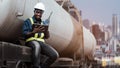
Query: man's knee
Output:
[[50, 51, 59, 60], [31, 41, 41, 49]]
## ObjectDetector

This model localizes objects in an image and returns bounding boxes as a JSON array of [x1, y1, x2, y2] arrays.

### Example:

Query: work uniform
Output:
[[22, 16, 59, 68]]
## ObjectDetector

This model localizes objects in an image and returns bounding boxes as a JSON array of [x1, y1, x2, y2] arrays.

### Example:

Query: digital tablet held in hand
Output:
[[32, 23, 41, 28], [32, 23, 49, 31], [41, 25, 49, 31]]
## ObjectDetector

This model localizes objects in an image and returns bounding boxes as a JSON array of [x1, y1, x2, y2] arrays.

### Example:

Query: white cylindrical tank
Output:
[[0, 0, 24, 41], [41, 0, 96, 59], [0, 0, 96, 60], [76, 27, 96, 60], [0, 0, 15, 40]]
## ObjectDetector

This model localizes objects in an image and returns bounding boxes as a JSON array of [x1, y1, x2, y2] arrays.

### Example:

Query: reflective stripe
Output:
[[34, 33, 38, 38], [29, 18, 34, 24], [40, 33, 44, 38], [30, 17, 44, 25], [26, 37, 45, 42], [26, 18, 45, 42]]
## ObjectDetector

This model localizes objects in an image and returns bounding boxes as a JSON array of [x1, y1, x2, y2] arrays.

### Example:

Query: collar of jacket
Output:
[[32, 16, 42, 24]]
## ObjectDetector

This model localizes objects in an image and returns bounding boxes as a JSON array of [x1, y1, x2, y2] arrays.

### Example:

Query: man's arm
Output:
[[22, 19, 34, 38]]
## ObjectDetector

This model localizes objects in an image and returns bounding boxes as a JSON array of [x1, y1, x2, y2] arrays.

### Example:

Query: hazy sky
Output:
[[71, 0, 120, 26]]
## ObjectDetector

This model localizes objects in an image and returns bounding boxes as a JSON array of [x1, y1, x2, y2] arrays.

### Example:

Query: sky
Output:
[[70, 0, 120, 26]]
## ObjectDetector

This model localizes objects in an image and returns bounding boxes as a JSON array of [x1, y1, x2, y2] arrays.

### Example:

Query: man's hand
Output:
[[32, 25, 45, 33]]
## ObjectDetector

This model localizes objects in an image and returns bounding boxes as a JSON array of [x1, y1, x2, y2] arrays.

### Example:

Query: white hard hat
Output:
[[34, 2, 45, 11]]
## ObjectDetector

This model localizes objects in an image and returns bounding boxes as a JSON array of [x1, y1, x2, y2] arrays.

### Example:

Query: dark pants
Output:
[[26, 40, 59, 68]]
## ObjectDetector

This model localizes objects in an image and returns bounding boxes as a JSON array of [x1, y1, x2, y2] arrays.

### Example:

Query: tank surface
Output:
[[0, 0, 96, 60]]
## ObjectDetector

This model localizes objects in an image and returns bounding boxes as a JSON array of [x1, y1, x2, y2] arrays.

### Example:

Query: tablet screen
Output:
[[32, 24, 49, 32]]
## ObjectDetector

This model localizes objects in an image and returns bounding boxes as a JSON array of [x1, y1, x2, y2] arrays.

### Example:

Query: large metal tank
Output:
[[0, 0, 27, 41], [0, 0, 96, 60]]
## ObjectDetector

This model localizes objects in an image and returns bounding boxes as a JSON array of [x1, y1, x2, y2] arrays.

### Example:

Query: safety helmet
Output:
[[34, 2, 45, 11]]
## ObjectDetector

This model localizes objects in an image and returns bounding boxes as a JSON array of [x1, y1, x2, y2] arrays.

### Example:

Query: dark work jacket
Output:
[[22, 16, 50, 40]]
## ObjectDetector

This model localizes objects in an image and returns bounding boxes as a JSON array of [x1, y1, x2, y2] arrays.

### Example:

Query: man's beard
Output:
[[35, 16, 41, 21]]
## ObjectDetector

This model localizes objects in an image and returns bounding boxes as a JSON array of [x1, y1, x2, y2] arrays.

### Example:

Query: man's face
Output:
[[34, 9, 44, 20]]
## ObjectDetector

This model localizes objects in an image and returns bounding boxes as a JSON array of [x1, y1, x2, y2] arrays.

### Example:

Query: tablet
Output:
[[32, 24, 49, 31], [41, 25, 49, 31], [32, 23, 41, 30]]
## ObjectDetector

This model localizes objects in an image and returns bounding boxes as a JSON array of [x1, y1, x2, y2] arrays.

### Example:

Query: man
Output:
[[22, 2, 59, 68]]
